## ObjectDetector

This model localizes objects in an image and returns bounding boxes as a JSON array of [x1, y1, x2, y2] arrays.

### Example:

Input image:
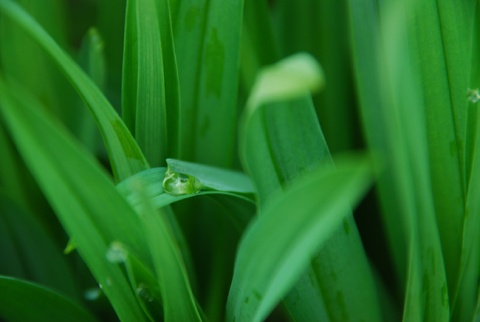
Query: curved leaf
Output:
[[227, 156, 375, 322], [0, 276, 97, 322], [117, 165, 255, 210], [0, 0, 148, 182], [0, 193, 78, 299], [0, 76, 149, 321]]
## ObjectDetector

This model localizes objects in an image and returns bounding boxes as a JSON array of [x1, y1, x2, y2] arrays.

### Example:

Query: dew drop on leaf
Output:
[[162, 170, 202, 196], [467, 88, 480, 103], [137, 283, 154, 302], [84, 288, 101, 301], [106, 241, 128, 263]]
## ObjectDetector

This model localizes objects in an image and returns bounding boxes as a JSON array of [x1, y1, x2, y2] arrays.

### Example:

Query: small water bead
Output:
[[162, 170, 202, 196], [467, 88, 480, 103], [106, 241, 128, 263], [137, 283, 154, 302], [84, 288, 101, 301]]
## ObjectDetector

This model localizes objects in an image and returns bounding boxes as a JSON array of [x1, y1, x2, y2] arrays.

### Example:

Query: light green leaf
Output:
[[240, 53, 382, 321], [0, 77, 149, 321], [227, 156, 375, 322], [117, 165, 255, 211], [0, 276, 98, 322], [129, 178, 203, 321], [0, 0, 149, 182], [165, 158, 255, 196], [349, 1, 450, 320], [407, 0, 470, 300], [244, 52, 324, 116], [272, 0, 356, 152]]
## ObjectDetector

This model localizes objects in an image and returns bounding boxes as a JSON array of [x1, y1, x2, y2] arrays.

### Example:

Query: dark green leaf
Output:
[[0, 0, 149, 182], [0, 76, 150, 321], [0, 276, 97, 322]]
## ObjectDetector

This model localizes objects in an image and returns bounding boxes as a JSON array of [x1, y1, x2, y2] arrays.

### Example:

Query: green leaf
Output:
[[166, 159, 255, 196], [96, 0, 126, 99], [122, 0, 180, 166], [272, 0, 357, 152], [407, 0, 471, 300], [78, 27, 106, 90], [227, 156, 375, 322], [0, 276, 98, 322], [117, 165, 255, 212], [240, 0, 279, 89], [172, 0, 244, 166], [347, 0, 409, 291], [240, 52, 327, 203], [0, 77, 150, 321], [0, 0, 149, 182], [0, 0, 77, 126], [129, 178, 203, 321], [109, 243, 164, 321], [0, 193, 78, 299], [240, 53, 382, 321], [349, 1, 450, 320], [77, 27, 106, 154]]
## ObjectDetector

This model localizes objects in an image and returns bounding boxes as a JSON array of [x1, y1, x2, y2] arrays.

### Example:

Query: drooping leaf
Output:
[[273, 0, 357, 152], [239, 53, 382, 321]]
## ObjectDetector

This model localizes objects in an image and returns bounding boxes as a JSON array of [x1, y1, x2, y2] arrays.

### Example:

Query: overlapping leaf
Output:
[[227, 156, 375, 322], [0, 77, 149, 321], [237, 53, 382, 321], [0, 276, 97, 322], [0, 0, 148, 182]]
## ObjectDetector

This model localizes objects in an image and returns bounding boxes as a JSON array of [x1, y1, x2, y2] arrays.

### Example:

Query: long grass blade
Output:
[[0, 77, 150, 321], [240, 53, 382, 321], [172, 0, 244, 166], [122, 0, 180, 166], [272, 0, 357, 152], [349, 1, 449, 320], [227, 156, 375, 322], [131, 179, 203, 321], [0, 0, 149, 182]]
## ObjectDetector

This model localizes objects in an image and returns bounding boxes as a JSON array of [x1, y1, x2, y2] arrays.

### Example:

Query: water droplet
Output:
[[467, 88, 480, 103], [84, 288, 101, 301], [137, 283, 154, 302], [106, 241, 127, 263], [162, 170, 202, 196]]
